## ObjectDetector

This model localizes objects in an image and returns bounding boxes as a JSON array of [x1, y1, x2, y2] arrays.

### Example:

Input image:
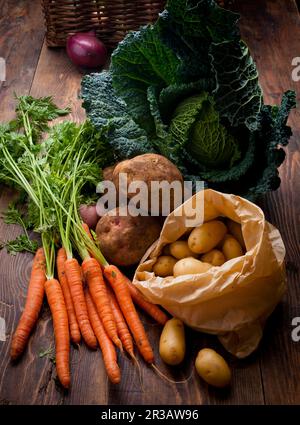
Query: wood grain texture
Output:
[[0, 0, 45, 121], [235, 0, 300, 405], [0, 0, 299, 405], [30, 42, 86, 123]]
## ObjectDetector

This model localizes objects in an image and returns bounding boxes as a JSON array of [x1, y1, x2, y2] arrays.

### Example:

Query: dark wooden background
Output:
[[0, 0, 299, 405]]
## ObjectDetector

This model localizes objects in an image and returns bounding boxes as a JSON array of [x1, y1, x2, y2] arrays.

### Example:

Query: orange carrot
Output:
[[104, 265, 154, 364], [45, 278, 70, 389], [124, 277, 168, 326], [82, 222, 93, 241], [64, 258, 97, 349], [83, 220, 167, 326], [82, 257, 121, 350], [11, 248, 46, 360], [57, 248, 81, 344], [85, 289, 121, 384], [107, 288, 134, 358]]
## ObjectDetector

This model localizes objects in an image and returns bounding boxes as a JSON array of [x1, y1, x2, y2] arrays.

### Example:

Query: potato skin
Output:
[[112, 154, 183, 214], [159, 318, 185, 366], [201, 249, 225, 266], [227, 219, 246, 249], [173, 257, 212, 277], [222, 235, 244, 261], [153, 256, 177, 277], [169, 241, 196, 259], [195, 348, 231, 388], [96, 207, 161, 266], [102, 164, 117, 182], [188, 220, 227, 254]]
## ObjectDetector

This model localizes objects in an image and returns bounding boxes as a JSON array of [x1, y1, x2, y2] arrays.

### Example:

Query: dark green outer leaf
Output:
[[211, 40, 263, 131], [165, 0, 240, 41], [81, 72, 153, 160]]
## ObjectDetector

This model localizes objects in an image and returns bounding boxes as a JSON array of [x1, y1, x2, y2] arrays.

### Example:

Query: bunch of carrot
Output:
[[0, 97, 168, 388], [11, 232, 168, 388]]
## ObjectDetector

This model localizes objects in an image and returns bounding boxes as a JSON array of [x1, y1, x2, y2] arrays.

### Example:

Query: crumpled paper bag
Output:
[[133, 189, 286, 358]]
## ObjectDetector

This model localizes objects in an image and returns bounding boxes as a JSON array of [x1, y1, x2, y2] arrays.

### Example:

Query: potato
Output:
[[102, 164, 117, 182], [195, 348, 231, 388], [169, 241, 196, 259], [153, 256, 177, 277], [112, 154, 183, 214], [188, 220, 227, 254], [222, 235, 244, 261], [227, 219, 246, 250], [201, 249, 225, 266], [173, 257, 212, 277], [96, 207, 161, 266], [159, 318, 185, 365]]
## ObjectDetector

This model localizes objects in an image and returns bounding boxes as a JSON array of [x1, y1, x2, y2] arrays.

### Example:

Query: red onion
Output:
[[66, 31, 107, 69], [79, 204, 100, 229]]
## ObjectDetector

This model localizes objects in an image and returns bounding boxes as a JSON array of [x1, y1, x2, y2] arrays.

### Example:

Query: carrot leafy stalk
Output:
[[11, 247, 46, 360]]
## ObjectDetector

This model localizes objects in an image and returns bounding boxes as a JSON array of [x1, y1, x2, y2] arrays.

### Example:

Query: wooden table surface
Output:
[[0, 0, 299, 406]]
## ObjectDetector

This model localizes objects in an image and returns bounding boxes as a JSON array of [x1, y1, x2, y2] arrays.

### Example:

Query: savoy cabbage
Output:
[[81, 0, 296, 201]]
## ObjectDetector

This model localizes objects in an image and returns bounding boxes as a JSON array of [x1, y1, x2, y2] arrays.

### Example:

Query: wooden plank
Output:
[[0, 0, 48, 405], [0, 45, 107, 404], [1, 0, 299, 406], [30, 42, 86, 123], [235, 0, 300, 405], [107, 319, 264, 405], [0, 0, 45, 120]]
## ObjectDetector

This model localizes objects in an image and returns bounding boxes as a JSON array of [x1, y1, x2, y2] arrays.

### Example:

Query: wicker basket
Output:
[[42, 1, 235, 49]]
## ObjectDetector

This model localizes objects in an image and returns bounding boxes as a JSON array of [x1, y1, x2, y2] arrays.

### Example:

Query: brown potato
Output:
[[96, 207, 162, 266], [173, 257, 212, 277], [169, 241, 196, 259], [102, 163, 118, 181], [112, 154, 183, 214], [188, 220, 227, 254], [159, 318, 185, 365], [201, 249, 225, 266], [153, 256, 177, 277], [227, 219, 246, 250], [195, 348, 231, 388], [222, 235, 244, 261]]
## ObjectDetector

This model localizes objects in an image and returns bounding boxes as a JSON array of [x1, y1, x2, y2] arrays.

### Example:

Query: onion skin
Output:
[[66, 32, 107, 69], [79, 204, 100, 230]]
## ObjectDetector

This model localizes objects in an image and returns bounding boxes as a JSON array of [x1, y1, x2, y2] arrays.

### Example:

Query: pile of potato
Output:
[[159, 318, 232, 388], [153, 218, 245, 278]]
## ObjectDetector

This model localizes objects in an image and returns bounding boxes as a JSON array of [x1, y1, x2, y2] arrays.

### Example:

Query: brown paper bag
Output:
[[133, 189, 286, 358]]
